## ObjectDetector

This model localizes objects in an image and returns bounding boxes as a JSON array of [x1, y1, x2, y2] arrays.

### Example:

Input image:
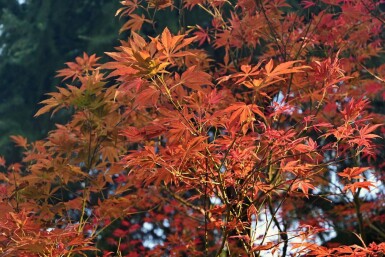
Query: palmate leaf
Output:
[[264, 59, 307, 77], [133, 86, 160, 107], [194, 25, 210, 46], [119, 14, 151, 33], [348, 123, 382, 147], [115, 0, 141, 17], [156, 28, 196, 64], [224, 102, 266, 134], [34, 91, 65, 117], [262, 59, 310, 87], [174, 65, 213, 91], [34, 84, 83, 117], [338, 167, 369, 180], [233, 63, 264, 84], [343, 181, 375, 194], [102, 60, 139, 78], [10, 135, 28, 149], [292, 179, 316, 198], [56, 53, 100, 81]]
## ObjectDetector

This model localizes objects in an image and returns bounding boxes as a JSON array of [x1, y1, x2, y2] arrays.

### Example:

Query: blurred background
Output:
[[0, 0, 122, 162]]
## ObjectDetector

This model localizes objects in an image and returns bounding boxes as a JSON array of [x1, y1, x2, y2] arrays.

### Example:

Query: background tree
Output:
[[0, 0, 121, 161]]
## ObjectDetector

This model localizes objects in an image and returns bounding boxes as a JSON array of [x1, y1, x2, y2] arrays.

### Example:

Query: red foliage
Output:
[[1, 0, 385, 256]]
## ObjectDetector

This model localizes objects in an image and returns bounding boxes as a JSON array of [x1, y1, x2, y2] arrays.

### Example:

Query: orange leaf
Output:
[[134, 86, 160, 107], [0, 156, 5, 167], [343, 181, 375, 194], [224, 102, 266, 134], [10, 135, 28, 149], [292, 179, 315, 198], [157, 28, 196, 63], [338, 167, 369, 180], [179, 66, 213, 91], [252, 242, 274, 251], [120, 14, 151, 33]]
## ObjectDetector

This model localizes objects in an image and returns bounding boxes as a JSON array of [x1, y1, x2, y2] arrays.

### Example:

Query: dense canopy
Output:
[[1, 0, 385, 256]]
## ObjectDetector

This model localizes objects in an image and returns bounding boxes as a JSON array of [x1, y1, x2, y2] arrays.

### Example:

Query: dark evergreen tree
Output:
[[0, 0, 121, 161]]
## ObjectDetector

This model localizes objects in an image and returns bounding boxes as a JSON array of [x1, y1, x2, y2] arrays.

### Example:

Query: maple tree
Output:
[[1, 0, 385, 256]]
